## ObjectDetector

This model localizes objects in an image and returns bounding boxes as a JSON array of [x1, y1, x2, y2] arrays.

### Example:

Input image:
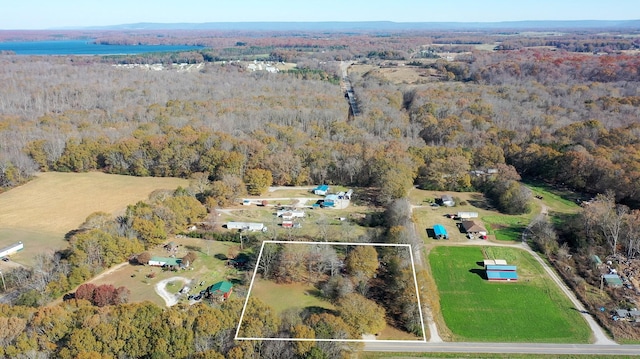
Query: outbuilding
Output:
[[433, 224, 448, 239], [441, 195, 455, 207], [208, 281, 233, 300], [457, 212, 479, 219]]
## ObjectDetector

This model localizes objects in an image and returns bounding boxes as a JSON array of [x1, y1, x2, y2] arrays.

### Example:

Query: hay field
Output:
[[0, 172, 187, 264]]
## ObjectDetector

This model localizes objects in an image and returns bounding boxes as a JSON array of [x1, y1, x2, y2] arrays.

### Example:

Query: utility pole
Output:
[[0, 270, 6, 292]]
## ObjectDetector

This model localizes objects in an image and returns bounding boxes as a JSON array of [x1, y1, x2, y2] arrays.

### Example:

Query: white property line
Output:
[[235, 240, 427, 342]]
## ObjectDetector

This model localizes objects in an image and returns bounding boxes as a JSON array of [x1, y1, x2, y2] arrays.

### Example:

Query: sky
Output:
[[1, 0, 639, 30]]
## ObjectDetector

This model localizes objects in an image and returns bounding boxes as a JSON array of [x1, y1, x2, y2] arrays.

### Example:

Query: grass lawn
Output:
[[482, 215, 528, 242], [0, 172, 187, 266], [429, 246, 591, 343], [248, 278, 335, 315]]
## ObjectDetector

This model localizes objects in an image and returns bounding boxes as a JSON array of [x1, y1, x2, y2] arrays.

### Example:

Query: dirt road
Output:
[[155, 276, 189, 307]]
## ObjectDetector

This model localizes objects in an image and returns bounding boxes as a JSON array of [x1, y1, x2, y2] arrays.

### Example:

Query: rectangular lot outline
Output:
[[235, 240, 427, 343]]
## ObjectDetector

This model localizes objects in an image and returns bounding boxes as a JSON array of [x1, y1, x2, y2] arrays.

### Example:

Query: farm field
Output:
[[89, 237, 238, 306], [428, 246, 591, 343], [0, 172, 187, 266]]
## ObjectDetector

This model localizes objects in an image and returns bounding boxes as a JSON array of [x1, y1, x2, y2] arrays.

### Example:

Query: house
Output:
[[441, 195, 455, 207], [0, 241, 24, 258], [457, 212, 479, 219], [461, 220, 488, 236], [433, 224, 448, 239], [208, 281, 233, 300], [276, 210, 306, 219], [226, 222, 267, 232], [313, 185, 330, 196], [149, 256, 181, 267]]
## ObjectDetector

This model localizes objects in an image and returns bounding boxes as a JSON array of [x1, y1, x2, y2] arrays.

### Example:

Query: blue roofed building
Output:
[[313, 185, 330, 195], [433, 224, 448, 239]]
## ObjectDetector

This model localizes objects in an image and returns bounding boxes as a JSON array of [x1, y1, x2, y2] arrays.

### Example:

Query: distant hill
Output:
[[78, 20, 640, 32]]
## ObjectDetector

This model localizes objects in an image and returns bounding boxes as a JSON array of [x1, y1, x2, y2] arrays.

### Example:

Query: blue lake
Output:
[[0, 40, 205, 55]]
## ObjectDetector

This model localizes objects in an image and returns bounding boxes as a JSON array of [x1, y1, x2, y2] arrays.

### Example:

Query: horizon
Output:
[[3, 0, 640, 30]]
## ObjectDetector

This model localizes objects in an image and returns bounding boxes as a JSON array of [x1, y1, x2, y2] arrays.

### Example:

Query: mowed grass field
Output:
[[429, 246, 591, 343], [0, 172, 187, 265], [248, 278, 335, 315]]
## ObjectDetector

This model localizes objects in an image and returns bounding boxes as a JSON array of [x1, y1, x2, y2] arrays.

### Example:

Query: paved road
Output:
[[364, 341, 640, 355]]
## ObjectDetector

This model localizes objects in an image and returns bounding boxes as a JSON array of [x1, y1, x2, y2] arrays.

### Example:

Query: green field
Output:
[[482, 215, 528, 241], [429, 246, 591, 343], [0, 172, 188, 266]]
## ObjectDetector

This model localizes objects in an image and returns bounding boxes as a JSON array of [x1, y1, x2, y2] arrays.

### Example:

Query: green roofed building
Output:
[[149, 256, 181, 267], [208, 281, 233, 300]]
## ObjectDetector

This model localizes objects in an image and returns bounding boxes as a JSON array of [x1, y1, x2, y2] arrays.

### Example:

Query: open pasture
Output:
[[0, 172, 187, 265], [429, 246, 591, 343]]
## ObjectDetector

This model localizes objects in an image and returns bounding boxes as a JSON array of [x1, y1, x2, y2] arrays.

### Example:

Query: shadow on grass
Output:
[[494, 226, 525, 241], [469, 268, 487, 280], [467, 194, 495, 210], [301, 305, 337, 318], [214, 253, 228, 261]]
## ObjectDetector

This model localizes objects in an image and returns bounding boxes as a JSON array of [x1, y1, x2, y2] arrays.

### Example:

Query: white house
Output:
[[226, 222, 267, 232], [276, 210, 306, 219], [0, 241, 24, 258]]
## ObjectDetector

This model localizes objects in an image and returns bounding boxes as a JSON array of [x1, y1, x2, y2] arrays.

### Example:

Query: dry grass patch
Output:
[[0, 172, 187, 265]]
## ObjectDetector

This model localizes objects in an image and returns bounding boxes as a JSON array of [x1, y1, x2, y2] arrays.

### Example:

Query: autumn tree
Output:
[[244, 168, 273, 195], [337, 293, 386, 335], [345, 246, 379, 280], [137, 251, 151, 265]]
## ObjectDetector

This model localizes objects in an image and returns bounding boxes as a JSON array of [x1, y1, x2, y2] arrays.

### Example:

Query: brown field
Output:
[[0, 172, 188, 265]]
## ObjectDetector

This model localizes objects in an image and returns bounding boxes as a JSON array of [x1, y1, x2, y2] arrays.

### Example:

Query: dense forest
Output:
[[2, 27, 640, 354]]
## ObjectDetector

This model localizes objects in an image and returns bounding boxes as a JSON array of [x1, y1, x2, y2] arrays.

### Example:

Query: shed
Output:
[[461, 220, 487, 236], [282, 221, 293, 228], [208, 281, 233, 299], [441, 195, 455, 207], [604, 274, 623, 287], [345, 189, 353, 200], [313, 185, 330, 196], [433, 224, 448, 239], [591, 255, 602, 265]]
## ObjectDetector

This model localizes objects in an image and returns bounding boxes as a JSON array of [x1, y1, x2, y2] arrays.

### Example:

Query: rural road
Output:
[[363, 341, 640, 356], [155, 276, 189, 307]]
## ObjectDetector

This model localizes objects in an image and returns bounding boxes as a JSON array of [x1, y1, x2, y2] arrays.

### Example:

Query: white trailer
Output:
[[457, 212, 479, 219], [226, 222, 267, 232]]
